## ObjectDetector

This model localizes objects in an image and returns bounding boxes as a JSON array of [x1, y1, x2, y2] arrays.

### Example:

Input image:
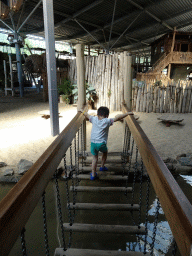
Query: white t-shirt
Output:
[[89, 116, 114, 144]]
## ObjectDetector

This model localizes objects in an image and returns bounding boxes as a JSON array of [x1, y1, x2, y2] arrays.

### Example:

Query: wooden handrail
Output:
[[0, 111, 85, 256], [122, 104, 192, 256]]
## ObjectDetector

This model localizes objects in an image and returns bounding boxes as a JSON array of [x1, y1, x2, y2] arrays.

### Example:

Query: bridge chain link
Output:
[[138, 157, 144, 227], [144, 174, 151, 254], [64, 153, 73, 248], [122, 123, 131, 177], [42, 191, 50, 256], [20, 227, 27, 256], [125, 136, 134, 199], [54, 170, 66, 251], [172, 239, 178, 256], [150, 197, 161, 256]]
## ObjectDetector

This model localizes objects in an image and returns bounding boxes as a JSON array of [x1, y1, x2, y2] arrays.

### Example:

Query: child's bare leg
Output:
[[101, 151, 108, 168], [92, 155, 98, 176]]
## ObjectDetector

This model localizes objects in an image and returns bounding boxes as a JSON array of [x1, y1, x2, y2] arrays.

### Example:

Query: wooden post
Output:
[[167, 63, 171, 79], [124, 51, 132, 110], [76, 44, 86, 150], [171, 27, 176, 52], [76, 44, 86, 111]]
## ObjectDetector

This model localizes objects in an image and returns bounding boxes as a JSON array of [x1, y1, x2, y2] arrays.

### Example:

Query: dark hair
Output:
[[97, 106, 109, 117]]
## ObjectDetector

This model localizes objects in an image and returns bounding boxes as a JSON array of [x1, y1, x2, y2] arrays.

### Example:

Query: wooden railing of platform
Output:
[[0, 111, 85, 256], [122, 104, 192, 256]]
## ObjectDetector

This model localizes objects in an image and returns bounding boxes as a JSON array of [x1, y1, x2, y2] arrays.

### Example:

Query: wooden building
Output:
[[137, 30, 192, 82]]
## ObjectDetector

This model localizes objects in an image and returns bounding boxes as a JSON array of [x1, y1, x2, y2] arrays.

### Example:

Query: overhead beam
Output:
[[109, 12, 142, 50], [54, 0, 104, 29], [108, 0, 117, 49], [0, 18, 14, 32], [74, 19, 106, 50], [17, 0, 42, 33], [126, 0, 173, 30]]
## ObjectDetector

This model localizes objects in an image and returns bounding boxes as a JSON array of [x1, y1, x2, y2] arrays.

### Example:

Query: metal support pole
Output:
[[3, 60, 7, 96], [8, 54, 14, 96], [15, 34, 24, 97], [42, 0, 59, 136], [124, 51, 132, 110]]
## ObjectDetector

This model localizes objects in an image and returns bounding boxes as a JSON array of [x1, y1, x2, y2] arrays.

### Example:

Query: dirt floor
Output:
[[0, 91, 192, 175]]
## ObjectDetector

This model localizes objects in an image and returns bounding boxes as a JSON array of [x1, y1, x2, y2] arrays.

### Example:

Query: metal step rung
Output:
[[63, 223, 145, 234], [55, 248, 150, 256], [68, 203, 139, 211], [70, 186, 132, 192]]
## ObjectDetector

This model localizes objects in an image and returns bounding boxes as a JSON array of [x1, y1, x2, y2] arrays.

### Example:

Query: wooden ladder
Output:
[[55, 152, 149, 256]]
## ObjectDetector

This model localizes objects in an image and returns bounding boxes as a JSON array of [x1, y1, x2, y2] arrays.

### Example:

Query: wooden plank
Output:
[[55, 248, 150, 256], [77, 174, 128, 181], [84, 152, 126, 157], [122, 104, 192, 256], [77, 166, 134, 174], [63, 223, 145, 234], [83, 159, 124, 165], [68, 203, 139, 211], [70, 186, 132, 192]]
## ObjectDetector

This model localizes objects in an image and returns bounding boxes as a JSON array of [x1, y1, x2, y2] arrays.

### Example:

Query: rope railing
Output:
[[122, 104, 192, 256], [0, 110, 86, 256]]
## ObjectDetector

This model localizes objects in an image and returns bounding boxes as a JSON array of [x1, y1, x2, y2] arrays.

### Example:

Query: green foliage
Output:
[[61, 94, 70, 104], [154, 80, 162, 87], [72, 83, 96, 103], [58, 78, 73, 96]]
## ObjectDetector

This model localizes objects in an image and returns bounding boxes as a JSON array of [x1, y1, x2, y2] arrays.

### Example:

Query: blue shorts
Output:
[[91, 142, 108, 156]]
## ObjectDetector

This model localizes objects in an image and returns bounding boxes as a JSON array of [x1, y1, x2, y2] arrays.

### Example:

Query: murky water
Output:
[[1, 173, 191, 256]]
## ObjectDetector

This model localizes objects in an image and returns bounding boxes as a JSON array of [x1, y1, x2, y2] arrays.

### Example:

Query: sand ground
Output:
[[0, 91, 192, 174]]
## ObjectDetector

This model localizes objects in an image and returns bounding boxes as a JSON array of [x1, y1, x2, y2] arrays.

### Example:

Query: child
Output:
[[80, 107, 133, 180]]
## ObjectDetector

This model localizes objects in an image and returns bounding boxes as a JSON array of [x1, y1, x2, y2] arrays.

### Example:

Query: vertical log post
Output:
[[124, 51, 132, 110], [43, 0, 59, 136], [76, 44, 86, 150]]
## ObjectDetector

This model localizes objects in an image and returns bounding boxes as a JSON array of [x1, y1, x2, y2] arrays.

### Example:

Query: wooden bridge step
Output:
[[70, 186, 132, 192], [83, 151, 130, 157], [55, 248, 150, 256], [63, 223, 145, 234], [68, 203, 139, 211], [78, 166, 132, 173], [77, 174, 127, 181], [83, 159, 124, 165]]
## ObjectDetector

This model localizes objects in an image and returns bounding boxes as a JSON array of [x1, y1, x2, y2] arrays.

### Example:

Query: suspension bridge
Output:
[[0, 104, 191, 256]]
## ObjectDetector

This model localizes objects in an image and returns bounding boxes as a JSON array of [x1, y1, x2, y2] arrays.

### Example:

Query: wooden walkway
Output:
[[56, 152, 148, 256]]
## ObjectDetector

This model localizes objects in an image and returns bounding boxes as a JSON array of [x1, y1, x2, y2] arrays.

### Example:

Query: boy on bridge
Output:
[[81, 107, 133, 180]]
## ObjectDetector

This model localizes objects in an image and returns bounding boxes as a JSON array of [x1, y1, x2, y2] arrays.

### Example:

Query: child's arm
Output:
[[114, 112, 134, 122], [80, 109, 91, 120]]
